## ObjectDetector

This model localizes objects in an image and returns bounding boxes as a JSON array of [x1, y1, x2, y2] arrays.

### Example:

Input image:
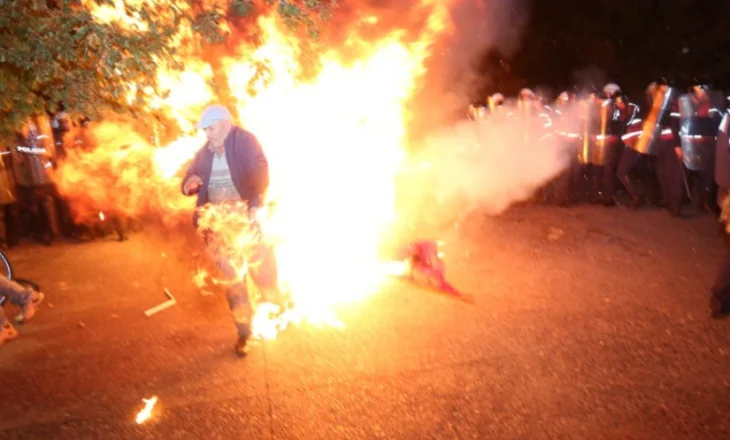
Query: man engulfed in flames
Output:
[[53, 0, 469, 352], [182, 104, 285, 357]]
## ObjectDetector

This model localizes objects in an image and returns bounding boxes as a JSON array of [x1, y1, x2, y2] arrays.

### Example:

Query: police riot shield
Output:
[[467, 105, 486, 121], [632, 87, 679, 155], [589, 99, 621, 166], [487, 95, 500, 114], [703, 89, 726, 109], [719, 111, 730, 160], [512, 99, 542, 147], [516, 98, 534, 121], [489, 104, 506, 118], [577, 99, 593, 165], [679, 93, 719, 171], [720, 110, 730, 135], [12, 116, 56, 187], [577, 98, 616, 166], [627, 103, 641, 124], [621, 102, 643, 149]]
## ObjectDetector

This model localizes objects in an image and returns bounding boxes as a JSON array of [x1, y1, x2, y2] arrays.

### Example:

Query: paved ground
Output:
[[2, 204, 730, 439]]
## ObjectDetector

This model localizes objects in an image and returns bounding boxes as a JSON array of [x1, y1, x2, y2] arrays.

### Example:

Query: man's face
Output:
[[204, 120, 231, 148]]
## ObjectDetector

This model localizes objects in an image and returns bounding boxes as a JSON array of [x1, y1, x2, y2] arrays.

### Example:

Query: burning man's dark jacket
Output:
[[182, 126, 269, 215]]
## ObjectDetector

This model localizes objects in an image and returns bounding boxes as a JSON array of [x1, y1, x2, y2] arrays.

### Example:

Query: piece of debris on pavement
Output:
[[144, 288, 177, 317], [77, 321, 86, 329], [547, 227, 564, 241]]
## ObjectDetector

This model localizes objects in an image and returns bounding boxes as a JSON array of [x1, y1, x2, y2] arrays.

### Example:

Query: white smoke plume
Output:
[[399, 103, 584, 231], [394, 0, 587, 230], [409, 0, 529, 133]]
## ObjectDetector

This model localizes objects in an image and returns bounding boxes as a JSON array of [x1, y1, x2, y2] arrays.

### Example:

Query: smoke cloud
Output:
[[408, 0, 528, 137], [397, 103, 583, 232], [310, 0, 528, 130], [60, 0, 574, 239], [386, 0, 585, 231]]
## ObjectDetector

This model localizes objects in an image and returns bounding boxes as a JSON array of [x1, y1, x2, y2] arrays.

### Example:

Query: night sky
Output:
[[480, 0, 729, 98]]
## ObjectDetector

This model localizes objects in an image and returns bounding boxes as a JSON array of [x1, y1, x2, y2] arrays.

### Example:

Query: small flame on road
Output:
[[135, 396, 158, 424], [192, 268, 208, 288], [99, 211, 105, 221]]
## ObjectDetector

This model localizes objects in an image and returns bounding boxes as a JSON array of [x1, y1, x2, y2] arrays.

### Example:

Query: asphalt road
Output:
[[2, 204, 730, 439]]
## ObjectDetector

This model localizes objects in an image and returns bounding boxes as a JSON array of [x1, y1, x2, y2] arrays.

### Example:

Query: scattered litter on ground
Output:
[[547, 227, 564, 241], [144, 288, 176, 317]]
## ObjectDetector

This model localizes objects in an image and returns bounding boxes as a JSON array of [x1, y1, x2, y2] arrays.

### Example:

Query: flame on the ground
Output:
[[98, 211, 105, 221], [135, 395, 158, 424], [57, 2, 452, 339], [193, 268, 209, 288]]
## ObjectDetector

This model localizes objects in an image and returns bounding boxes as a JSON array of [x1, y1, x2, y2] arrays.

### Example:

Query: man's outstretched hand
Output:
[[183, 175, 203, 195]]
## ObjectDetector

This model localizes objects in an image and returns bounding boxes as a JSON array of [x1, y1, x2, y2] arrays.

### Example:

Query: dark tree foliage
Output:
[[0, 0, 336, 139]]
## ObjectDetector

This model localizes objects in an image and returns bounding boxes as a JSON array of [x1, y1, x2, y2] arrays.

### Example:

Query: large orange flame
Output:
[[56, 1, 453, 338]]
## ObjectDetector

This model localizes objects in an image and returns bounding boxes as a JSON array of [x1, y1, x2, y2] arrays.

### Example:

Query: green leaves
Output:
[[0, 0, 336, 141], [271, 0, 336, 38], [231, 0, 254, 17], [192, 9, 226, 44]]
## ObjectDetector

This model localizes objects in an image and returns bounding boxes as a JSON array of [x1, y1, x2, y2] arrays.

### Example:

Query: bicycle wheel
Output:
[[0, 249, 13, 280]]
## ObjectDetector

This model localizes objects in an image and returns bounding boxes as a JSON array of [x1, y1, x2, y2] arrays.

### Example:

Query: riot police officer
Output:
[[638, 80, 686, 217], [551, 91, 582, 206], [467, 103, 486, 121], [50, 103, 71, 161], [487, 93, 505, 117], [603, 83, 621, 99], [679, 83, 723, 213], [582, 90, 620, 206], [615, 91, 655, 209], [514, 88, 546, 148], [12, 117, 61, 245]]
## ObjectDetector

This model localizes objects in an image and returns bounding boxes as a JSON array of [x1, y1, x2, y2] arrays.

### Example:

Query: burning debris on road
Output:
[[390, 240, 474, 304], [135, 396, 159, 424]]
